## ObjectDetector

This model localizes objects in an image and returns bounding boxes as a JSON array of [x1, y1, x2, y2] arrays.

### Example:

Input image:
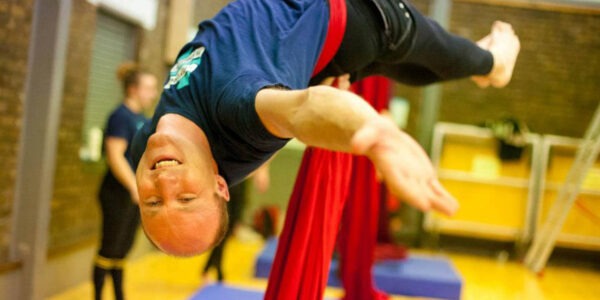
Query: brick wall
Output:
[[399, 0, 600, 138], [0, 0, 33, 263], [49, 0, 99, 251]]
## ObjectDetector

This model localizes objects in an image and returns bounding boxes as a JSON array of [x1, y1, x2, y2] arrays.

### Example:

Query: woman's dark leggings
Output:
[[93, 175, 140, 300], [311, 0, 494, 86], [202, 180, 248, 281]]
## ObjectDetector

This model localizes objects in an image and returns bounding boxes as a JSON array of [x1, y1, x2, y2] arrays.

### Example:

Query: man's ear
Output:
[[216, 175, 230, 202]]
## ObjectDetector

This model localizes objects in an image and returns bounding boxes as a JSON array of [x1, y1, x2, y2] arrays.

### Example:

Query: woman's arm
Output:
[[250, 160, 271, 194], [105, 137, 139, 203], [255, 84, 458, 216]]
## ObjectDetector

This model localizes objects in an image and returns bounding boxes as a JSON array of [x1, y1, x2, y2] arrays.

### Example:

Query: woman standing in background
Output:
[[93, 62, 157, 300]]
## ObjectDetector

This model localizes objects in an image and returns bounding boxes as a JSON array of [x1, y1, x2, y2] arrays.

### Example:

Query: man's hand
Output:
[[352, 117, 459, 216], [321, 74, 458, 216]]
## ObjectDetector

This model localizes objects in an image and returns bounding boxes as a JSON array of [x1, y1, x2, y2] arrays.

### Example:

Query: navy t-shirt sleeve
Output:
[[217, 74, 290, 149], [105, 109, 131, 140]]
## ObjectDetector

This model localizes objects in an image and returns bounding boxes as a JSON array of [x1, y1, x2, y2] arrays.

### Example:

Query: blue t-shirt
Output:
[[131, 0, 330, 185], [104, 104, 148, 183]]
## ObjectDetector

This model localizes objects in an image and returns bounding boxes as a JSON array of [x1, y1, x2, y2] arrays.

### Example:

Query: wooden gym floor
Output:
[[48, 232, 600, 300]]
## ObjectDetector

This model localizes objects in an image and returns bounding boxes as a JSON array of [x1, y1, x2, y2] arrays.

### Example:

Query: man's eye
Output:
[[145, 199, 161, 207], [180, 197, 196, 203]]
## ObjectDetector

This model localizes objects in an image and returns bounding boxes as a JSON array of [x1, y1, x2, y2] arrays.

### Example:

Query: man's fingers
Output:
[[320, 76, 335, 86], [337, 74, 351, 90], [380, 162, 458, 216], [391, 178, 458, 216], [360, 116, 460, 216], [381, 165, 431, 212], [319, 74, 350, 89], [430, 179, 459, 215]]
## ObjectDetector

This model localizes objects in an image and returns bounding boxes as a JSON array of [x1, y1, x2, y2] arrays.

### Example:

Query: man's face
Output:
[[136, 130, 224, 256]]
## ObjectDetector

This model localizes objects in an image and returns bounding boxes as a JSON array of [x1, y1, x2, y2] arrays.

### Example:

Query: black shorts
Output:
[[97, 174, 140, 259]]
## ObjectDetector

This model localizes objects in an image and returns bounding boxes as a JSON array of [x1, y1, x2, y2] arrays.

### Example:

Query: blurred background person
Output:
[[92, 62, 157, 300]]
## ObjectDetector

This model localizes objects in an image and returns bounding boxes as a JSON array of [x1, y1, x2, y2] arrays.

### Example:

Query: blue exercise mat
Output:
[[190, 284, 264, 300], [255, 238, 463, 300], [190, 284, 334, 300]]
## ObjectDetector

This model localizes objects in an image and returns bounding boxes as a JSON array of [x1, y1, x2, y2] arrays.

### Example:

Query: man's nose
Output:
[[155, 170, 178, 190]]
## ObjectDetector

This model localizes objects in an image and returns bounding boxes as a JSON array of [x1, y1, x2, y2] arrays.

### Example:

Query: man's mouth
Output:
[[153, 159, 181, 170]]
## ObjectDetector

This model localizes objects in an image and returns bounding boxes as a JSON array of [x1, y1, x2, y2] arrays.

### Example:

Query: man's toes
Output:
[[492, 21, 514, 33]]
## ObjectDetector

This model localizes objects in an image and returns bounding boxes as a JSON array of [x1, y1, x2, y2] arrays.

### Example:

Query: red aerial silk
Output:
[[338, 77, 392, 300], [264, 77, 393, 300], [264, 148, 353, 299]]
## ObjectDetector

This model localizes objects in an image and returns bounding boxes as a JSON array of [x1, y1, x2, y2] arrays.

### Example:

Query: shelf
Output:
[[543, 182, 600, 196], [425, 218, 522, 242], [438, 169, 530, 188], [554, 233, 600, 251], [427, 122, 541, 244]]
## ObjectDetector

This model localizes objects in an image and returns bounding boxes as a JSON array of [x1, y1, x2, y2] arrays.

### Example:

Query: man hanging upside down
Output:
[[130, 0, 520, 256]]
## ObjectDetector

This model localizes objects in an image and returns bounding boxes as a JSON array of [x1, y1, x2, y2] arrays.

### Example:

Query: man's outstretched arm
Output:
[[255, 84, 459, 216]]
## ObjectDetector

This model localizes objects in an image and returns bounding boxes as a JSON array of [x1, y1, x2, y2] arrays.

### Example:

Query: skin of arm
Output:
[[255, 82, 459, 216], [250, 160, 271, 194], [105, 137, 139, 203], [255, 86, 378, 152]]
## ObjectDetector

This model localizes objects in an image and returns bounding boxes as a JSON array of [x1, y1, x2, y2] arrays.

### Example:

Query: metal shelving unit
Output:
[[426, 122, 542, 244], [533, 135, 600, 251]]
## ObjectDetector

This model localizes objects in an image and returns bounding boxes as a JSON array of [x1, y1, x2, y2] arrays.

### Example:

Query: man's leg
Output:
[[264, 148, 353, 300], [372, 0, 519, 87]]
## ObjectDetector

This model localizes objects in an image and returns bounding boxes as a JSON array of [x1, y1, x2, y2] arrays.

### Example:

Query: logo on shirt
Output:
[[164, 47, 205, 90]]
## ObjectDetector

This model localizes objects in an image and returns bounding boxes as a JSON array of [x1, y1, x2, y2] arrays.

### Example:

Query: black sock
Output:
[[110, 267, 124, 300], [93, 265, 108, 300], [217, 268, 224, 282]]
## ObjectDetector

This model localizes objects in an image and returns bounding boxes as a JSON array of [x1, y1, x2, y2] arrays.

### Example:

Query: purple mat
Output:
[[190, 284, 264, 300], [254, 238, 462, 300], [190, 284, 334, 300]]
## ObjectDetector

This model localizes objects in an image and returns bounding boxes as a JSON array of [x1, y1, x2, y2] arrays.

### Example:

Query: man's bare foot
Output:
[[488, 21, 520, 87], [471, 35, 493, 88], [471, 21, 520, 88]]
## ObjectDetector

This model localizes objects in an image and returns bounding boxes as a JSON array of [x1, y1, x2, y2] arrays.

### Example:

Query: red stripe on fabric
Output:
[[312, 0, 347, 77]]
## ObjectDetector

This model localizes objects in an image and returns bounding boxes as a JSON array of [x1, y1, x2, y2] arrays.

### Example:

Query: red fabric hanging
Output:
[[338, 76, 392, 300], [264, 76, 392, 300], [264, 148, 353, 300]]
